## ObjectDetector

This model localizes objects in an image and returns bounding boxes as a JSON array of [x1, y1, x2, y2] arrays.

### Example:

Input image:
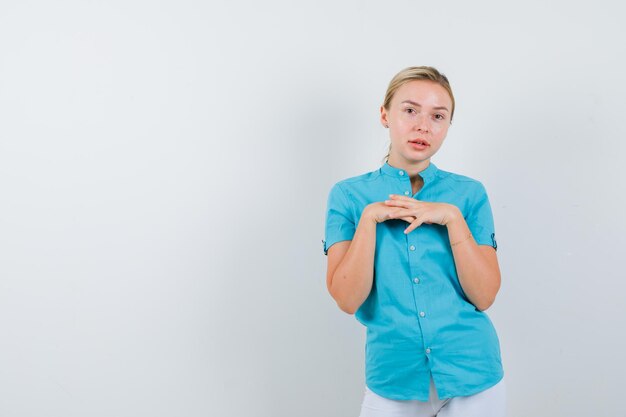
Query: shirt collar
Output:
[[381, 161, 439, 182]]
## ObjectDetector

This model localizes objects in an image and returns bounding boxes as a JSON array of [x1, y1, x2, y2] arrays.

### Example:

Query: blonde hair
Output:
[[382, 66, 455, 162]]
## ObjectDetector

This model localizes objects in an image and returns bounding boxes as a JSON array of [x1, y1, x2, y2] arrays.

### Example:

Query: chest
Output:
[[411, 177, 424, 195]]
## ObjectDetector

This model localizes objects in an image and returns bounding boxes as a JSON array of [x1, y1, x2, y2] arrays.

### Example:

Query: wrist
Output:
[[362, 206, 380, 225], [443, 205, 463, 226]]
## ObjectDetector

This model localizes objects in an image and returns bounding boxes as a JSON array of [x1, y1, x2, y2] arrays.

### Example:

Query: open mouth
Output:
[[408, 139, 430, 149]]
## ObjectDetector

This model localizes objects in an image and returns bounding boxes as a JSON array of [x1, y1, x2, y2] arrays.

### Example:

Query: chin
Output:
[[403, 152, 432, 163]]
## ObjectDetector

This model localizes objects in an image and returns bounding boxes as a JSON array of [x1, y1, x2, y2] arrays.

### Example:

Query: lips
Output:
[[408, 138, 430, 150]]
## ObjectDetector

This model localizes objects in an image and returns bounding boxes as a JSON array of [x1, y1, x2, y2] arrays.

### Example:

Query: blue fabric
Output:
[[323, 162, 503, 401]]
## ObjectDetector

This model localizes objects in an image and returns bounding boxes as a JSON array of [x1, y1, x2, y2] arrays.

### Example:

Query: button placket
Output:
[[406, 223, 432, 356], [397, 170, 410, 196]]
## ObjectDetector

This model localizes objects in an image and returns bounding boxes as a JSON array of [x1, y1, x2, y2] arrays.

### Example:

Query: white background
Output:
[[1, 1, 625, 416]]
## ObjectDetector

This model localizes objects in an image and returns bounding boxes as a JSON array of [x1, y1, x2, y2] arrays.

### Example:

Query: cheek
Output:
[[389, 121, 410, 137], [392, 116, 410, 128], [432, 123, 450, 137]]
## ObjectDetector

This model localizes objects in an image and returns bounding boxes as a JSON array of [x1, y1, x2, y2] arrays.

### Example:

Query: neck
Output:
[[387, 156, 431, 179]]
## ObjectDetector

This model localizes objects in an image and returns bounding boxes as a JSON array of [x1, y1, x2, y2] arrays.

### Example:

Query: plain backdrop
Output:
[[1, 1, 625, 416]]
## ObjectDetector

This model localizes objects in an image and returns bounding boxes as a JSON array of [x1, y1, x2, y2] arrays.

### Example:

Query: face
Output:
[[380, 80, 452, 168]]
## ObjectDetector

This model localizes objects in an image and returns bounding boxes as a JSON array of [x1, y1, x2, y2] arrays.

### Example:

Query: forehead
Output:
[[392, 80, 452, 108]]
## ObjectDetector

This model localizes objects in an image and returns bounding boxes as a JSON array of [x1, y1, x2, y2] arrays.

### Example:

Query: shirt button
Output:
[[413, 277, 420, 284], [419, 311, 426, 317], [409, 245, 416, 251], [404, 191, 410, 195], [399, 171, 405, 176], [425, 348, 431, 354]]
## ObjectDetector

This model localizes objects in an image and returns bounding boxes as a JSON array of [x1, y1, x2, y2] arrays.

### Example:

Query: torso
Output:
[[411, 176, 424, 195]]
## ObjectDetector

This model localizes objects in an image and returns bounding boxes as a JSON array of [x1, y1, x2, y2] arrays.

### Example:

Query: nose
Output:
[[413, 113, 430, 132]]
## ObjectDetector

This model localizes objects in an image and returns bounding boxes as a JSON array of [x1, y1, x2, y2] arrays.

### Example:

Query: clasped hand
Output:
[[366, 194, 460, 234]]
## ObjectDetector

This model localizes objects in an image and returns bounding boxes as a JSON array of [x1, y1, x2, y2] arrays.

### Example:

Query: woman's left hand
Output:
[[384, 195, 461, 234]]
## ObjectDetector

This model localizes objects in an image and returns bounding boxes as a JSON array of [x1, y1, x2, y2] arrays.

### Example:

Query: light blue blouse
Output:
[[323, 161, 503, 401]]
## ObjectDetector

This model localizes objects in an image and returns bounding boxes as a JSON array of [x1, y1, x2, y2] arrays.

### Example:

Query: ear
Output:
[[380, 105, 389, 127]]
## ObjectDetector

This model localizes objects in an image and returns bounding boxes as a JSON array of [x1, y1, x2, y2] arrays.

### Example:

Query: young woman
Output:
[[323, 66, 506, 417]]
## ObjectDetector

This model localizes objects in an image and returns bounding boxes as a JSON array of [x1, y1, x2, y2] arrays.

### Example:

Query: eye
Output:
[[405, 108, 416, 114], [434, 113, 445, 120]]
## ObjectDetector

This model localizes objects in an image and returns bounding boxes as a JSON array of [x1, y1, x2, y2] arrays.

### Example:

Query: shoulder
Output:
[[434, 167, 488, 196], [335, 167, 383, 185], [330, 168, 384, 194]]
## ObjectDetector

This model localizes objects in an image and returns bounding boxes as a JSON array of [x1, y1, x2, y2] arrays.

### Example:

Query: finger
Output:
[[388, 208, 415, 219], [399, 216, 416, 223], [404, 217, 424, 234], [384, 199, 416, 208], [390, 194, 422, 202]]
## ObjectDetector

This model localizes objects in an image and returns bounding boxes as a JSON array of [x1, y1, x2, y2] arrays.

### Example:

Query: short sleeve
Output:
[[466, 182, 498, 250], [323, 183, 356, 255]]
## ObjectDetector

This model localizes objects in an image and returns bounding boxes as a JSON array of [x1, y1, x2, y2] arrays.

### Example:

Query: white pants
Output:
[[359, 376, 506, 417]]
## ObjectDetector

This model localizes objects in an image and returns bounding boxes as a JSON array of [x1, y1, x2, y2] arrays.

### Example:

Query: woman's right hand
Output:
[[363, 202, 416, 225]]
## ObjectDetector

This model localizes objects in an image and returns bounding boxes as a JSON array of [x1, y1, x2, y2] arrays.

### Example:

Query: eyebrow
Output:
[[401, 100, 449, 112]]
